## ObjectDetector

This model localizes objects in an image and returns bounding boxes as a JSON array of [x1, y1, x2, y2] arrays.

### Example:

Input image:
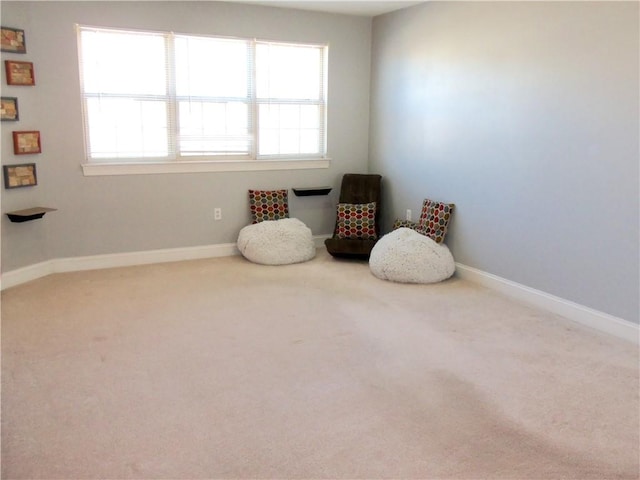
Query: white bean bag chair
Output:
[[237, 218, 316, 265], [369, 227, 455, 283]]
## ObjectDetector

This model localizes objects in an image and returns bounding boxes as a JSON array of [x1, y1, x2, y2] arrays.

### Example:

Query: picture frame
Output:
[[3, 163, 37, 189], [1, 26, 26, 53], [12, 130, 41, 154], [5, 60, 34, 85], [1, 96, 19, 121]]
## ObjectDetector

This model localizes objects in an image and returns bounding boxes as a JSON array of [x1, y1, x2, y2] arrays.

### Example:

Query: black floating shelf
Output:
[[6, 207, 57, 223], [292, 186, 332, 197]]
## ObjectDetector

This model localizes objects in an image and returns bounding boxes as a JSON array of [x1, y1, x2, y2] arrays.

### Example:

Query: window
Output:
[[77, 26, 328, 171]]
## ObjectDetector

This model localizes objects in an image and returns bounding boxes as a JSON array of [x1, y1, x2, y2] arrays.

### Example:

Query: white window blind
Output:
[[79, 28, 172, 160], [77, 26, 328, 164], [175, 35, 252, 157], [256, 42, 326, 157]]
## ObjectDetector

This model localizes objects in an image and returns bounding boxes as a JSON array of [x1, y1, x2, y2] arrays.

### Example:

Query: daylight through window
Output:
[[77, 26, 328, 163]]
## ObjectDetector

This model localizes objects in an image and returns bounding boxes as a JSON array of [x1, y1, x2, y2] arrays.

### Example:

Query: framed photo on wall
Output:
[[1, 97, 19, 121], [5, 60, 35, 85], [1, 26, 26, 53], [3, 163, 37, 188], [12, 130, 41, 154]]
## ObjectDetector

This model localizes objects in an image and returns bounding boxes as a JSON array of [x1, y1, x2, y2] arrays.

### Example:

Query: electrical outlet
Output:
[[214, 208, 222, 221], [406, 209, 412, 221]]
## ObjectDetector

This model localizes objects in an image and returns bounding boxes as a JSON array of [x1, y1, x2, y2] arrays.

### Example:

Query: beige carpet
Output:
[[1, 248, 638, 479]]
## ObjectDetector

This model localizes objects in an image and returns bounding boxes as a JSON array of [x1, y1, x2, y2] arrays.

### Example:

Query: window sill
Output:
[[82, 158, 331, 176]]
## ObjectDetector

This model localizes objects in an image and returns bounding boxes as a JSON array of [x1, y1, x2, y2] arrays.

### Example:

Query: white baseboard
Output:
[[0, 243, 239, 290], [455, 263, 639, 344], [52, 243, 240, 274], [1, 260, 55, 290], [1, 235, 331, 291]]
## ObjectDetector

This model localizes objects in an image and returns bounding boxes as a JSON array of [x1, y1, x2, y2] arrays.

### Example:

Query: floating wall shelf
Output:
[[292, 187, 332, 197], [6, 206, 57, 223]]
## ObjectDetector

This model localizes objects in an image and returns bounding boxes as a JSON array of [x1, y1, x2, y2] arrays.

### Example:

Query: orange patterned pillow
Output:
[[392, 219, 420, 231], [418, 199, 454, 243], [336, 202, 377, 240], [249, 189, 289, 223]]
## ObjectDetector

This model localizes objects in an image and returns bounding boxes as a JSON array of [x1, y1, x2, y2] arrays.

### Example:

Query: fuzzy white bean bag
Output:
[[369, 227, 455, 283], [237, 218, 316, 265]]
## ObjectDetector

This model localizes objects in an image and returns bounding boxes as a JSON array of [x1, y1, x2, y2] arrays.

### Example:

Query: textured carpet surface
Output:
[[2, 248, 638, 479]]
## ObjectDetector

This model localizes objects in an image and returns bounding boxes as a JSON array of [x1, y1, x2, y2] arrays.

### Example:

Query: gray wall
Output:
[[0, 1, 372, 271], [369, 1, 639, 323]]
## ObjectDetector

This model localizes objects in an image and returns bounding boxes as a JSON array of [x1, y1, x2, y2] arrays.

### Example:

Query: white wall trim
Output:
[[0, 260, 56, 291], [455, 263, 639, 344], [0, 243, 239, 291], [52, 243, 241, 274], [1, 235, 331, 291], [82, 158, 331, 176]]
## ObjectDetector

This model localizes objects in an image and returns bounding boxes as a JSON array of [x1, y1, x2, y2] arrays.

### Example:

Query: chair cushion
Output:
[[249, 189, 289, 223], [369, 227, 455, 284], [237, 218, 315, 265], [335, 202, 377, 240], [418, 199, 454, 244], [324, 238, 378, 260]]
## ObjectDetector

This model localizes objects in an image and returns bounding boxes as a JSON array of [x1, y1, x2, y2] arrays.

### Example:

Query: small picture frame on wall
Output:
[[3, 163, 37, 189], [13, 130, 41, 154], [1, 97, 19, 121], [1, 26, 26, 53], [5, 60, 35, 85]]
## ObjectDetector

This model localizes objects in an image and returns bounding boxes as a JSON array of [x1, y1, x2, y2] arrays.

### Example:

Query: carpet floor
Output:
[[1, 248, 638, 479]]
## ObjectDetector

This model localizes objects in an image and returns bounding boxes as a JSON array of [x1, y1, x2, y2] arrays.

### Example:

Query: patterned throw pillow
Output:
[[392, 219, 420, 231], [249, 189, 289, 223], [418, 198, 454, 243], [335, 202, 377, 240]]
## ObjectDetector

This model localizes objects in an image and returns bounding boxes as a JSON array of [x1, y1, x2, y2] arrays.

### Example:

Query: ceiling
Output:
[[237, 1, 426, 17]]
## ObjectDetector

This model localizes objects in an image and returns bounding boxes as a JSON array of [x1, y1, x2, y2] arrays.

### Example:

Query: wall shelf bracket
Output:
[[292, 186, 332, 197], [6, 207, 57, 223]]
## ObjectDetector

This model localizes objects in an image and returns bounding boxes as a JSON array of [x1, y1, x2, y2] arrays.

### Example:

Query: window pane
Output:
[[86, 98, 169, 158], [256, 43, 322, 100], [81, 30, 167, 95], [175, 36, 248, 98], [179, 101, 250, 155], [300, 130, 320, 153], [279, 130, 299, 154], [258, 104, 321, 156], [300, 105, 320, 129]]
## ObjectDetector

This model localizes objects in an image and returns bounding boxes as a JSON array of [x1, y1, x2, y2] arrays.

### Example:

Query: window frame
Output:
[[77, 25, 330, 175]]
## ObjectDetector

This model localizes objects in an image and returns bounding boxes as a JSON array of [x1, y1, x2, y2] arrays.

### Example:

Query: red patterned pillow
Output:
[[336, 202, 377, 240], [418, 198, 454, 243], [249, 189, 289, 223], [392, 219, 420, 231]]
